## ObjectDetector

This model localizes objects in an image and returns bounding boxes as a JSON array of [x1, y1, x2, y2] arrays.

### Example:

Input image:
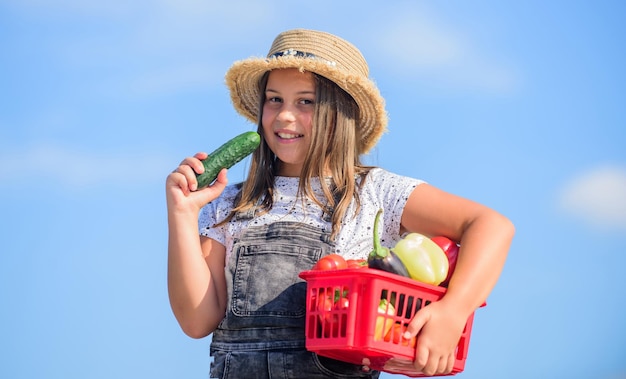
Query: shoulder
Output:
[[360, 168, 425, 234], [363, 167, 425, 190]]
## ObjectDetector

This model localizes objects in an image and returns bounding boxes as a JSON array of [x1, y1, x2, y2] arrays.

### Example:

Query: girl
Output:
[[166, 29, 514, 378]]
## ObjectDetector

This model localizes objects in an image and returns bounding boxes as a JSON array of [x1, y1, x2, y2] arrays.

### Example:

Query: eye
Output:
[[299, 98, 314, 105], [266, 96, 282, 103]]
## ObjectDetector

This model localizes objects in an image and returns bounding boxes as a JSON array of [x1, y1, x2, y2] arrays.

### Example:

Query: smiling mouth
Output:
[[277, 132, 304, 139]]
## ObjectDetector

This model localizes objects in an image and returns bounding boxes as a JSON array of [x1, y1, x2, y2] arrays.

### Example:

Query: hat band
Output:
[[268, 49, 337, 67]]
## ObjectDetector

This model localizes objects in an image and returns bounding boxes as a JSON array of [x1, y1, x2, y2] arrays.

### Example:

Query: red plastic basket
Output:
[[298, 268, 482, 377]]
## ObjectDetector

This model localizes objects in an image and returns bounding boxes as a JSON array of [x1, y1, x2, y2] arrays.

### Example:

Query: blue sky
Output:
[[1, 1, 625, 378]]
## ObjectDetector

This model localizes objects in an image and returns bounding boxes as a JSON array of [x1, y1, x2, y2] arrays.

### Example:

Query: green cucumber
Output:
[[195, 131, 261, 189]]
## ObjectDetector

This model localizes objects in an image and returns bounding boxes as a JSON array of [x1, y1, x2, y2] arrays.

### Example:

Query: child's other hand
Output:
[[402, 300, 468, 376], [166, 152, 228, 212]]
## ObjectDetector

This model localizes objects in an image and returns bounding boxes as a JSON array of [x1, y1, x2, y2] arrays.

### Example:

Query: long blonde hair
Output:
[[218, 71, 371, 239]]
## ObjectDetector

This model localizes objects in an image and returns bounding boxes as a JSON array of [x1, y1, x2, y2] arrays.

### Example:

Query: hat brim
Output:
[[225, 56, 387, 154]]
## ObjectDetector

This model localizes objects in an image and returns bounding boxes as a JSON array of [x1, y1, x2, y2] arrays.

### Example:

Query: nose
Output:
[[276, 104, 297, 123]]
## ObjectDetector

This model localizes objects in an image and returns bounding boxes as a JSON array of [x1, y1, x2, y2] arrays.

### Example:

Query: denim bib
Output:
[[210, 220, 378, 378]]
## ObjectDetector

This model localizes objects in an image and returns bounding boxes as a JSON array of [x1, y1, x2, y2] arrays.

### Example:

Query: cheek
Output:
[[261, 106, 274, 130], [299, 113, 314, 133]]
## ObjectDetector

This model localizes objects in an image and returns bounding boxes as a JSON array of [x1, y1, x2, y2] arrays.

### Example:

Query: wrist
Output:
[[167, 197, 203, 223], [437, 289, 481, 318], [168, 204, 201, 219]]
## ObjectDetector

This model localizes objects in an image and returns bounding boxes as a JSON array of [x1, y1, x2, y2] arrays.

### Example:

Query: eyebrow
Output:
[[265, 88, 316, 96]]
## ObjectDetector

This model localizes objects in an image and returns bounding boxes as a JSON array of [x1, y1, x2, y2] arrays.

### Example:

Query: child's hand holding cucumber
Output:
[[194, 131, 261, 190]]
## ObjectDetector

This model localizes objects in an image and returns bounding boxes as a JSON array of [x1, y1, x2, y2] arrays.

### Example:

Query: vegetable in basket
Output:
[[313, 254, 348, 271], [374, 299, 396, 341], [346, 259, 368, 269], [431, 236, 459, 287], [393, 233, 449, 286], [384, 323, 416, 347], [368, 209, 410, 278], [316, 287, 349, 337]]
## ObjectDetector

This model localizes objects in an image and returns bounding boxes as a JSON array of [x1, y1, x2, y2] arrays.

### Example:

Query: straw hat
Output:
[[225, 29, 387, 154]]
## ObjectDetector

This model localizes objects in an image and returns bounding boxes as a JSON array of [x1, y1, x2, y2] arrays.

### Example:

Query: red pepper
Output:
[[346, 259, 367, 269], [431, 236, 459, 287]]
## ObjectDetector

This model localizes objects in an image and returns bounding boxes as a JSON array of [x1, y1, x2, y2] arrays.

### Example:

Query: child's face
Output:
[[262, 68, 316, 177]]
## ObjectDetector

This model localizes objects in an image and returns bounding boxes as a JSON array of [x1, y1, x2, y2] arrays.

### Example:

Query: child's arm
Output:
[[397, 183, 515, 375], [166, 154, 229, 338]]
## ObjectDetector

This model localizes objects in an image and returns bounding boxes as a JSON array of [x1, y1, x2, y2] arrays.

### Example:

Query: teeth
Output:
[[277, 132, 302, 139]]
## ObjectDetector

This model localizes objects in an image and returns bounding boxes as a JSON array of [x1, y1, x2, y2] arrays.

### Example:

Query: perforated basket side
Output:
[[299, 269, 478, 377]]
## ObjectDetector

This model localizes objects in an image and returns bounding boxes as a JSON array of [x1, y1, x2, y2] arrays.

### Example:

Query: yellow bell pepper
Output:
[[392, 233, 449, 286]]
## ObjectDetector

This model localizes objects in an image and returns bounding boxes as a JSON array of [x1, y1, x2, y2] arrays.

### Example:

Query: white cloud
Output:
[[372, 6, 519, 94], [559, 165, 626, 231]]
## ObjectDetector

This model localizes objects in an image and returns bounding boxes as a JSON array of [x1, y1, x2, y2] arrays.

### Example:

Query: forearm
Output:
[[441, 210, 514, 315], [167, 209, 222, 337]]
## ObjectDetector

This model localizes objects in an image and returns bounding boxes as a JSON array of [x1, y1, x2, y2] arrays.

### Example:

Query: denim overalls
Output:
[[209, 218, 379, 379]]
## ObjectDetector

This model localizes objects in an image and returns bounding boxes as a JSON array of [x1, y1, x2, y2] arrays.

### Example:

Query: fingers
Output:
[[214, 168, 228, 185], [180, 154, 207, 174], [405, 307, 428, 339], [414, 343, 430, 373], [414, 344, 452, 376], [193, 152, 208, 160], [166, 167, 228, 213], [406, 308, 455, 376], [170, 153, 207, 192], [445, 353, 455, 374], [360, 358, 371, 373], [417, 353, 454, 376], [206, 168, 228, 193], [383, 354, 453, 377]]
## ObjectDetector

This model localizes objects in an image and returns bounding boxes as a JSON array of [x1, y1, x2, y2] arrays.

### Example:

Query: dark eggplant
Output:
[[368, 209, 410, 278]]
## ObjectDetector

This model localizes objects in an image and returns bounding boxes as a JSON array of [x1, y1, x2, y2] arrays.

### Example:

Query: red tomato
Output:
[[431, 236, 459, 287], [346, 259, 367, 269], [315, 291, 333, 333], [332, 296, 349, 337], [313, 254, 348, 271], [316, 292, 334, 314], [315, 288, 349, 337], [333, 296, 349, 311]]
